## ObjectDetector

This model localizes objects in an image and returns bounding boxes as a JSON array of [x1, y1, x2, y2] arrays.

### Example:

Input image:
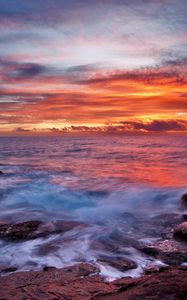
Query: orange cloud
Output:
[[0, 57, 187, 134]]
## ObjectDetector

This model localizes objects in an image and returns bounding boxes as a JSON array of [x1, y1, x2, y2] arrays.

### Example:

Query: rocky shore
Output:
[[0, 264, 186, 299], [0, 193, 187, 299]]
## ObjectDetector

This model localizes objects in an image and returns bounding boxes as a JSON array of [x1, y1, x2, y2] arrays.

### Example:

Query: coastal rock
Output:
[[0, 170, 3, 175], [0, 264, 17, 274], [96, 267, 187, 300], [98, 256, 137, 272], [1, 267, 17, 273], [139, 239, 187, 265], [173, 222, 187, 241], [37, 219, 86, 236], [143, 263, 168, 275], [64, 263, 100, 277], [145, 213, 182, 239], [43, 266, 57, 272], [0, 265, 186, 300], [120, 213, 182, 240], [0, 220, 85, 241], [0, 220, 42, 240], [181, 193, 187, 207]]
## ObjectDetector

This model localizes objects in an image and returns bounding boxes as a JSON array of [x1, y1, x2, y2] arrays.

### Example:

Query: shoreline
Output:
[[0, 264, 186, 299]]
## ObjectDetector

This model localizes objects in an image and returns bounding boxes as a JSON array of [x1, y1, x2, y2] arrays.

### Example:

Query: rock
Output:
[[52, 219, 86, 233], [34, 219, 86, 238], [0, 264, 18, 274], [93, 229, 141, 253], [120, 213, 182, 240], [173, 222, 187, 241], [147, 213, 183, 239], [98, 256, 137, 272], [35, 242, 60, 256], [96, 267, 187, 300], [0, 219, 85, 241], [42, 263, 99, 276], [181, 193, 187, 207], [143, 263, 169, 275], [43, 266, 57, 272], [0, 170, 3, 175], [139, 239, 187, 265], [64, 263, 99, 277], [0, 263, 103, 300], [0, 265, 186, 300], [1, 267, 17, 273], [0, 220, 43, 241]]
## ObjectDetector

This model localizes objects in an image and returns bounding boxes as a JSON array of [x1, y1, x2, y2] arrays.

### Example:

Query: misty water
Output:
[[0, 135, 187, 280]]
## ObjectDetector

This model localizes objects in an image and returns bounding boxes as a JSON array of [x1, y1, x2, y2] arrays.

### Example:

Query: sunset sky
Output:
[[0, 0, 187, 134]]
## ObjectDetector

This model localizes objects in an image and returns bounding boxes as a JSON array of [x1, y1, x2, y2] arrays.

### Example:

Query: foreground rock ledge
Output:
[[0, 264, 186, 300]]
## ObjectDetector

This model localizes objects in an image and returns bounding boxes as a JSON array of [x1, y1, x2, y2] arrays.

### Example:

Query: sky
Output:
[[0, 0, 187, 134]]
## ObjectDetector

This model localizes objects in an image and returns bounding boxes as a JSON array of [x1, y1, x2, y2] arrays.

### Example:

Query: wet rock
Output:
[[0, 170, 4, 175], [0, 264, 18, 274], [173, 222, 187, 241], [0, 265, 186, 300], [143, 263, 169, 275], [181, 193, 187, 207], [0, 220, 42, 241], [1, 267, 17, 273], [98, 230, 141, 252], [52, 219, 86, 232], [43, 266, 57, 272], [36, 219, 86, 237], [139, 239, 187, 265], [146, 213, 182, 239], [96, 267, 187, 300], [43, 263, 99, 276], [64, 263, 99, 277], [0, 263, 107, 300], [92, 235, 123, 254], [36, 242, 60, 256], [98, 256, 137, 272], [120, 213, 182, 240], [0, 219, 85, 241]]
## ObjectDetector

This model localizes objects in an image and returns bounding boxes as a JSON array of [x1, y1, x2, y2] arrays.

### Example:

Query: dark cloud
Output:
[[76, 67, 187, 86], [66, 63, 100, 73], [70, 125, 100, 132], [0, 92, 47, 104], [7, 63, 45, 80], [118, 120, 187, 132], [162, 56, 187, 67], [23, 120, 187, 134], [0, 60, 46, 81], [14, 63, 45, 79], [14, 127, 30, 132]]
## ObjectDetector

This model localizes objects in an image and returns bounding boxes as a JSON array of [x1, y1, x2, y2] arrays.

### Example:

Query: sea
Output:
[[0, 134, 187, 280]]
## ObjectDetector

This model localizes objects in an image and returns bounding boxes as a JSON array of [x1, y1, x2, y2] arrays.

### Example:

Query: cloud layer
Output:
[[0, 0, 187, 133]]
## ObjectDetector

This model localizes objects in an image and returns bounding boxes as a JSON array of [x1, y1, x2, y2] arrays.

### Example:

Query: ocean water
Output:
[[0, 134, 187, 280]]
